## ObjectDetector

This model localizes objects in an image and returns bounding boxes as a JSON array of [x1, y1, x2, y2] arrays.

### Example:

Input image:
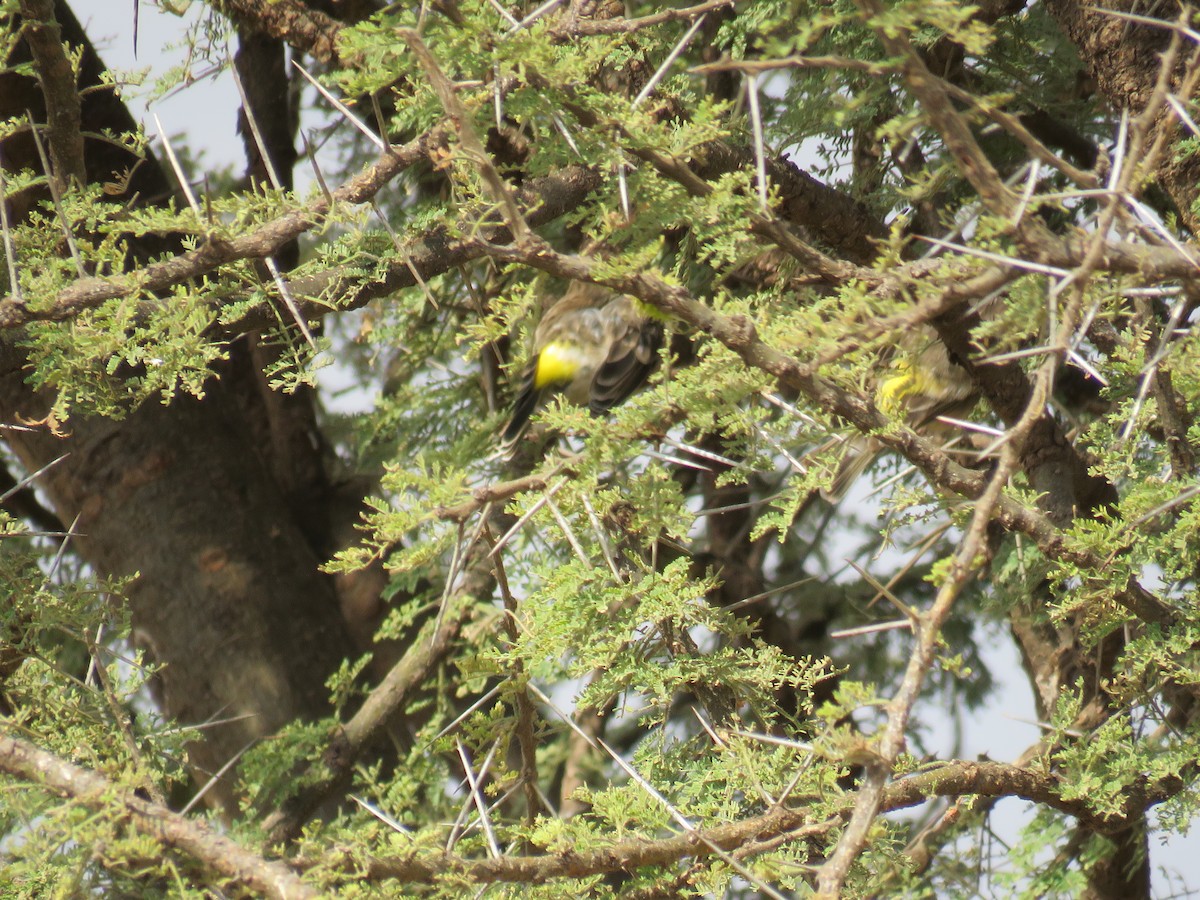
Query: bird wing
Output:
[[589, 297, 663, 414]]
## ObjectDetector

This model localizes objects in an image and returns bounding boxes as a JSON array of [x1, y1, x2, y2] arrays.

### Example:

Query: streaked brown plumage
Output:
[[500, 282, 663, 451]]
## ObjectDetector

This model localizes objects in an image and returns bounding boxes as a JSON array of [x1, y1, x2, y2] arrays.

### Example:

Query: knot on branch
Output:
[[322, 726, 353, 770], [0, 298, 30, 329], [725, 314, 757, 349], [196, 233, 235, 264]]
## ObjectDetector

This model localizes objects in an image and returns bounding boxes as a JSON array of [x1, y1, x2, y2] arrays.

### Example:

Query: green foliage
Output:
[[0, 517, 196, 895], [4, 0, 1200, 897]]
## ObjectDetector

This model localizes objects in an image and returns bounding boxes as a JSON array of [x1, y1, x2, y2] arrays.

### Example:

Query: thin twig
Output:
[[264, 257, 318, 350], [600, 739, 805, 900], [83, 618, 165, 805], [264, 576, 482, 845], [745, 72, 769, 212], [456, 739, 502, 858], [506, 0, 566, 34], [152, 114, 201, 216], [292, 60, 388, 152], [855, 0, 1014, 217], [229, 57, 284, 192], [632, 14, 708, 107], [556, 0, 733, 36], [27, 113, 85, 275], [486, 524, 546, 830], [0, 154, 21, 303], [397, 28, 531, 243]]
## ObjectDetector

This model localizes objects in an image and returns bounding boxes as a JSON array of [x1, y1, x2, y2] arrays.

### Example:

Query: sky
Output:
[[72, 0, 242, 175]]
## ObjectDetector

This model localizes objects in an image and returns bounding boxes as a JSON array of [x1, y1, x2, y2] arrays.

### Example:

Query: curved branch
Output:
[[212, 0, 342, 65], [534, 68, 886, 270], [0, 114, 893, 329], [310, 758, 1184, 886], [433, 457, 577, 524], [0, 733, 319, 900], [0, 132, 437, 329], [264, 573, 486, 845]]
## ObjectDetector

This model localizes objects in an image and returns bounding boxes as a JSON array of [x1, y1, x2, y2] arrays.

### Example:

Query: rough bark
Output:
[[1, 1, 359, 810], [1046, 0, 1200, 232], [0, 347, 356, 808], [1026, 6, 1196, 895]]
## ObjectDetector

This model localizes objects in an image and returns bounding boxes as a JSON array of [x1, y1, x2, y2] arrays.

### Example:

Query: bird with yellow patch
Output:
[[500, 281, 664, 453], [826, 335, 978, 500]]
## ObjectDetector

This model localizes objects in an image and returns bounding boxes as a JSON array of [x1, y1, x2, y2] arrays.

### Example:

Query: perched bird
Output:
[[500, 281, 664, 452], [826, 335, 978, 500]]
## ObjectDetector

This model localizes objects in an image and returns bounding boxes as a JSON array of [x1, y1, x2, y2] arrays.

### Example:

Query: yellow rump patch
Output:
[[877, 360, 916, 417], [535, 342, 582, 389]]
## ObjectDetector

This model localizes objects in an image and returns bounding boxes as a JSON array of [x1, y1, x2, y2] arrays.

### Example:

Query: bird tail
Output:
[[497, 367, 541, 457], [821, 436, 880, 502]]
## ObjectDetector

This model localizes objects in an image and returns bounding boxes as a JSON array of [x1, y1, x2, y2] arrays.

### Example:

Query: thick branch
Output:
[[0, 133, 436, 328], [1045, 0, 1200, 232], [818, 231, 1066, 890], [309, 758, 1185, 885], [0, 117, 896, 328], [212, 0, 342, 65], [18, 0, 86, 190], [855, 0, 1015, 216]]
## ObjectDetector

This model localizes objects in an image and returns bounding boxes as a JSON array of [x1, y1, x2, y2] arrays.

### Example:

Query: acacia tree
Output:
[[2, 0, 1200, 896]]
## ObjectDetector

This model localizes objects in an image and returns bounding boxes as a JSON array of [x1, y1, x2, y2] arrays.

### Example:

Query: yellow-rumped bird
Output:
[[500, 281, 664, 452], [826, 335, 978, 500]]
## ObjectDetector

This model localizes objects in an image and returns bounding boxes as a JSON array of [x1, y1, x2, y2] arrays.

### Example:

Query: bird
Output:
[[499, 281, 664, 453], [825, 334, 979, 500]]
